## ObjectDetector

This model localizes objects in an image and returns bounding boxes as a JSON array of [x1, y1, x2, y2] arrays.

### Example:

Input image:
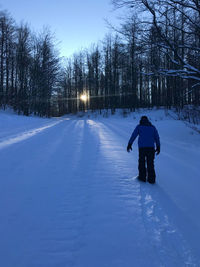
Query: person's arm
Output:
[[154, 127, 160, 154], [127, 125, 139, 152]]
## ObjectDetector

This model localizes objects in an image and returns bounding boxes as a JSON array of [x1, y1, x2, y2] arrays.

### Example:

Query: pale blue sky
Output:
[[0, 0, 121, 57]]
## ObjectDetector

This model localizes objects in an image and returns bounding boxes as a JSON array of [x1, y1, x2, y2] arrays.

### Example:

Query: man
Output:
[[127, 116, 160, 184]]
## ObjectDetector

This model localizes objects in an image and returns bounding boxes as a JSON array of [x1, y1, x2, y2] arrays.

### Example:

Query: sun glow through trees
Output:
[[80, 94, 88, 102]]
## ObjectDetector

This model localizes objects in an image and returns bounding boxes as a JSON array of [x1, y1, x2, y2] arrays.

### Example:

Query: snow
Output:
[[0, 108, 200, 266]]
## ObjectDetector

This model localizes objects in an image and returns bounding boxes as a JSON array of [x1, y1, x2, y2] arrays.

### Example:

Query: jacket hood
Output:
[[139, 116, 152, 126]]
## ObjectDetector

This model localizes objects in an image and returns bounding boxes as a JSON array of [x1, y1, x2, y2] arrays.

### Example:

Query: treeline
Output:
[[1, 1, 200, 117], [58, 0, 200, 115], [0, 10, 59, 116]]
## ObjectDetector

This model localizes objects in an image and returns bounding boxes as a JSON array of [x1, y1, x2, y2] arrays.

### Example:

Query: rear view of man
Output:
[[127, 116, 160, 184]]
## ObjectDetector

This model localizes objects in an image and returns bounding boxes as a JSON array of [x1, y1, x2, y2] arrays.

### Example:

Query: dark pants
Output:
[[138, 147, 156, 183]]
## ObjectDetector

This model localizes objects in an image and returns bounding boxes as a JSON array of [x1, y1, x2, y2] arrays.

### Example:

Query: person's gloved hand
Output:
[[156, 146, 160, 155], [127, 143, 132, 152]]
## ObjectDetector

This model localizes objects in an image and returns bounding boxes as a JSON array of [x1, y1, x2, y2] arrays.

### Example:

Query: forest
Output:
[[0, 0, 200, 123]]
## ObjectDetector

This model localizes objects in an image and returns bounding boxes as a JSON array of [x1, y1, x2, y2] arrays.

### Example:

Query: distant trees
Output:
[[0, 2, 200, 118], [0, 11, 15, 108], [57, 1, 198, 116], [0, 10, 60, 116]]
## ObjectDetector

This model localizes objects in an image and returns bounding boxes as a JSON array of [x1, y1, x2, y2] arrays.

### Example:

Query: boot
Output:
[[137, 176, 146, 182]]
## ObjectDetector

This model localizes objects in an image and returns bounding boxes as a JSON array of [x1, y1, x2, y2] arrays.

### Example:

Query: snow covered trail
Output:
[[0, 118, 66, 149], [101, 117, 200, 263], [90, 119, 199, 266], [0, 114, 199, 266]]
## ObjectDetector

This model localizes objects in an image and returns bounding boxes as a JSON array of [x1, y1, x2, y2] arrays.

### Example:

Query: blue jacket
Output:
[[128, 123, 160, 148]]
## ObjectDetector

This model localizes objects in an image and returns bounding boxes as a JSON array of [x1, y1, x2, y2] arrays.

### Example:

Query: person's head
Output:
[[140, 116, 150, 125]]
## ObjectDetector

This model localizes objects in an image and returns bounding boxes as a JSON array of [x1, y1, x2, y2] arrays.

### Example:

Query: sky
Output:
[[0, 0, 121, 58]]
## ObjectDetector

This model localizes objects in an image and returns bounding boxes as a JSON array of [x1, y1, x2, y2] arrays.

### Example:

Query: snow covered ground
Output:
[[0, 108, 199, 267]]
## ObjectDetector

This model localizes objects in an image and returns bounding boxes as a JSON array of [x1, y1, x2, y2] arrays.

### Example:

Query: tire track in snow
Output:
[[31, 119, 101, 267], [33, 119, 89, 267], [0, 118, 68, 150]]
